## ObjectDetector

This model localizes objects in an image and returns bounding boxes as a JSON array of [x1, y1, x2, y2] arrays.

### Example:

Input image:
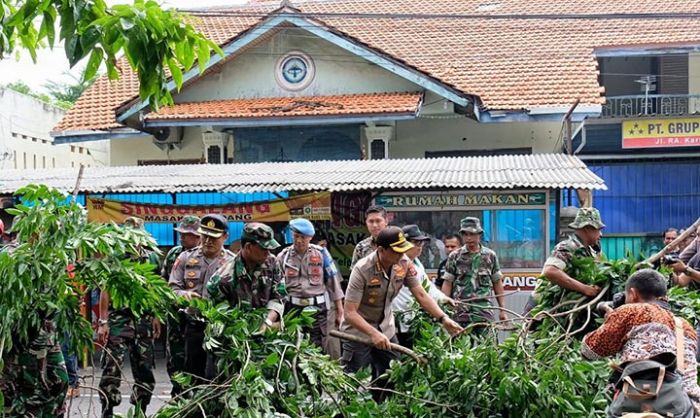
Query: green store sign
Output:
[[375, 192, 546, 208]]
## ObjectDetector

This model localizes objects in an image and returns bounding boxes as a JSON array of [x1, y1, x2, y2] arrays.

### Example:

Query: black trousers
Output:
[[183, 319, 207, 384], [341, 336, 399, 402]]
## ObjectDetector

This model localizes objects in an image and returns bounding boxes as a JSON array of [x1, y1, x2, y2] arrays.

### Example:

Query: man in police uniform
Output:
[[97, 216, 161, 417], [277, 218, 344, 349], [342, 226, 462, 399], [168, 214, 232, 383], [161, 215, 200, 396], [350, 205, 388, 271], [441, 217, 507, 330], [538, 207, 605, 305]]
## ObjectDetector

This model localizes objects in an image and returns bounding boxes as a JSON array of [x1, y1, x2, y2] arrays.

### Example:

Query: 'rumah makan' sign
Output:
[[87, 192, 331, 224], [622, 117, 700, 149]]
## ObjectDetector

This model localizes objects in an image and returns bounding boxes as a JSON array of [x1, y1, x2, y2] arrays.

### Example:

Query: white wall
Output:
[[175, 28, 417, 102], [0, 88, 109, 170]]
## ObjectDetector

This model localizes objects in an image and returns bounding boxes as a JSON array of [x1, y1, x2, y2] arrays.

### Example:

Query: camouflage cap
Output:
[[242, 222, 280, 250], [568, 207, 605, 230], [174, 215, 201, 235], [459, 217, 483, 234], [123, 216, 145, 229]]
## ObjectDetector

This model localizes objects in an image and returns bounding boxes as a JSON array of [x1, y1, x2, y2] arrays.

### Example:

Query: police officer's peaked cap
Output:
[[289, 218, 315, 237], [376, 226, 414, 254], [198, 214, 229, 238], [175, 215, 201, 235]]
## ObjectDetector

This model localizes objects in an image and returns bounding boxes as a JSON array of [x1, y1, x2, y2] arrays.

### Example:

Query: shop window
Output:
[[390, 208, 546, 270]]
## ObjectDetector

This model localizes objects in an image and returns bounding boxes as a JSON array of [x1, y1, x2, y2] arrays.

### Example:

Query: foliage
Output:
[[0, 184, 173, 373], [5, 80, 54, 106], [0, 0, 223, 108], [153, 305, 379, 418], [43, 69, 98, 107]]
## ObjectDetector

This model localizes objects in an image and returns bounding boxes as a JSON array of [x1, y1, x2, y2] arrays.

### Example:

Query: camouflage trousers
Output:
[[99, 311, 155, 417], [166, 309, 186, 396], [1, 320, 69, 418]]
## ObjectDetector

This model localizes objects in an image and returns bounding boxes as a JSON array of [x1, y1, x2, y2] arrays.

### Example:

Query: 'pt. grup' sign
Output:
[[622, 117, 700, 149]]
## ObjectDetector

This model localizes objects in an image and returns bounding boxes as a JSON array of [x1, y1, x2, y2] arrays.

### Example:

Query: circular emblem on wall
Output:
[[275, 51, 315, 91]]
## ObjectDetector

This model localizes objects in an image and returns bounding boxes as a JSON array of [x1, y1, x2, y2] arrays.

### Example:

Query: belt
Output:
[[290, 295, 326, 307]]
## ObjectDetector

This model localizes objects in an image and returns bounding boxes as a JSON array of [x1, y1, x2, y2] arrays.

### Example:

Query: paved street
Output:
[[66, 354, 172, 418]]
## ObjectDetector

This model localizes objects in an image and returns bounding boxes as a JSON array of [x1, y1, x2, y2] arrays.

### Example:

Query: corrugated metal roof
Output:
[[0, 154, 606, 194]]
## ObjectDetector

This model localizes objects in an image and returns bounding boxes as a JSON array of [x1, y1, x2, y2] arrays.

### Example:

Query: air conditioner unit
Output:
[[151, 127, 184, 150], [363, 126, 392, 160], [203, 131, 232, 164]]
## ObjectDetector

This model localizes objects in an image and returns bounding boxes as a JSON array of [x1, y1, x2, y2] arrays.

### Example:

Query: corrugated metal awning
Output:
[[0, 154, 606, 194]]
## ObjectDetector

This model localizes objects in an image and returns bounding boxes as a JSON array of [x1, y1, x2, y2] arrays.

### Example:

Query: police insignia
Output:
[[370, 277, 381, 285], [186, 280, 195, 289], [187, 271, 197, 278], [188, 258, 199, 265]]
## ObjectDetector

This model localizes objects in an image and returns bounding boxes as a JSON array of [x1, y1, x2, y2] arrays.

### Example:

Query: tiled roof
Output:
[[53, 0, 700, 133], [0, 154, 606, 194], [144, 92, 423, 121]]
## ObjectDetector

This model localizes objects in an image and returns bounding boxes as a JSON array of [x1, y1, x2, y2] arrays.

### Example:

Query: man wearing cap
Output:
[[276, 218, 344, 349], [207, 221, 286, 333], [392, 225, 454, 348], [98, 217, 162, 417], [168, 214, 232, 383], [350, 205, 388, 271], [441, 217, 508, 331], [535, 207, 605, 310], [341, 226, 462, 399], [161, 215, 201, 396]]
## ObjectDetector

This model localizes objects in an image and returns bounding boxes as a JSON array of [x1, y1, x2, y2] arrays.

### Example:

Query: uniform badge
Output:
[[186, 280, 195, 289], [368, 297, 376, 304], [188, 258, 199, 265], [310, 255, 322, 263], [370, 277, 381, 285], [187, 271, 197, 278], [393, 264, 405, 277]]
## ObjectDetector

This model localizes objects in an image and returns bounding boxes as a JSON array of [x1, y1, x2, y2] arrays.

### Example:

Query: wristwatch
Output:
[[437, 314, 447, 324], [98, 319, 109, 326]]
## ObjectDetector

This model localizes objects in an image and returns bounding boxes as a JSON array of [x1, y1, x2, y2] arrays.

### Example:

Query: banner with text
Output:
[[374, 192, 546, 208], [622, 117, 700, 149], [87, 192, 332, 224]]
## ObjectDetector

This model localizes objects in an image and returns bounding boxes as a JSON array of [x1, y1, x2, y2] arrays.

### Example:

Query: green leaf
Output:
[[83, 47, 103, 81], [166, 57, 183, 90], [196, 38, 210, 73]]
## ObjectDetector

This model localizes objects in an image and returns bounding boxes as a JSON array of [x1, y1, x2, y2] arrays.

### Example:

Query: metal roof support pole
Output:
[[563, 99, 581, 155], [171, 192, 178, 247]]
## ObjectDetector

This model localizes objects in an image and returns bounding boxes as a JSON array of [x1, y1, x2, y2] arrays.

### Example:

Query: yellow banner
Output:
[[622, 117, 700, 149], [87, 192, 332, 224]]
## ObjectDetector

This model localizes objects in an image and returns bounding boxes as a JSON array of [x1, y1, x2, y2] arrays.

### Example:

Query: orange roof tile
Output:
[[144, 92, 422, 120], [54, 0, 700, 134]]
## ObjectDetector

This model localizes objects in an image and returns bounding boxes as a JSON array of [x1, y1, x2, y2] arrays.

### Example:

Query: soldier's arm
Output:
[[321, 248, 344, 301], [491, 255, 507, 311], [161, 247, 177, 279], [542, 245, 600, 298], [168, 253, 194, 298], [542, 265, 599, 297], [265, 258, 286, 322], [408, 263, 462, 336], [440, 253, 457, 297], [349, 243, 362, 272]]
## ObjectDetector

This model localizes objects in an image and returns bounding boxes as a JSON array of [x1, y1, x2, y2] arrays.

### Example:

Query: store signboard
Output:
[[375, 192, 546, 209], [622, 117, 700, 149], [501, 271, 539, 291]]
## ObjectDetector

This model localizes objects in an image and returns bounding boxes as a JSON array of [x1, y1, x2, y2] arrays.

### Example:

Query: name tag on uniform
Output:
[[187, 271, 197, 278]]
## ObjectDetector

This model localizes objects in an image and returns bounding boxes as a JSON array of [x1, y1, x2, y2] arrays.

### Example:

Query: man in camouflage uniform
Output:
[[277, 218, 344, 349], [97, 217, 161, 418], [206, 222, 286, 376], [161, 215, 201, 396], [1, 232, 68, 417], [533, 207, 605, 310], [350, 205, 388, 271], [441, 217, 508, 330], [168, 214, 232, 384]]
